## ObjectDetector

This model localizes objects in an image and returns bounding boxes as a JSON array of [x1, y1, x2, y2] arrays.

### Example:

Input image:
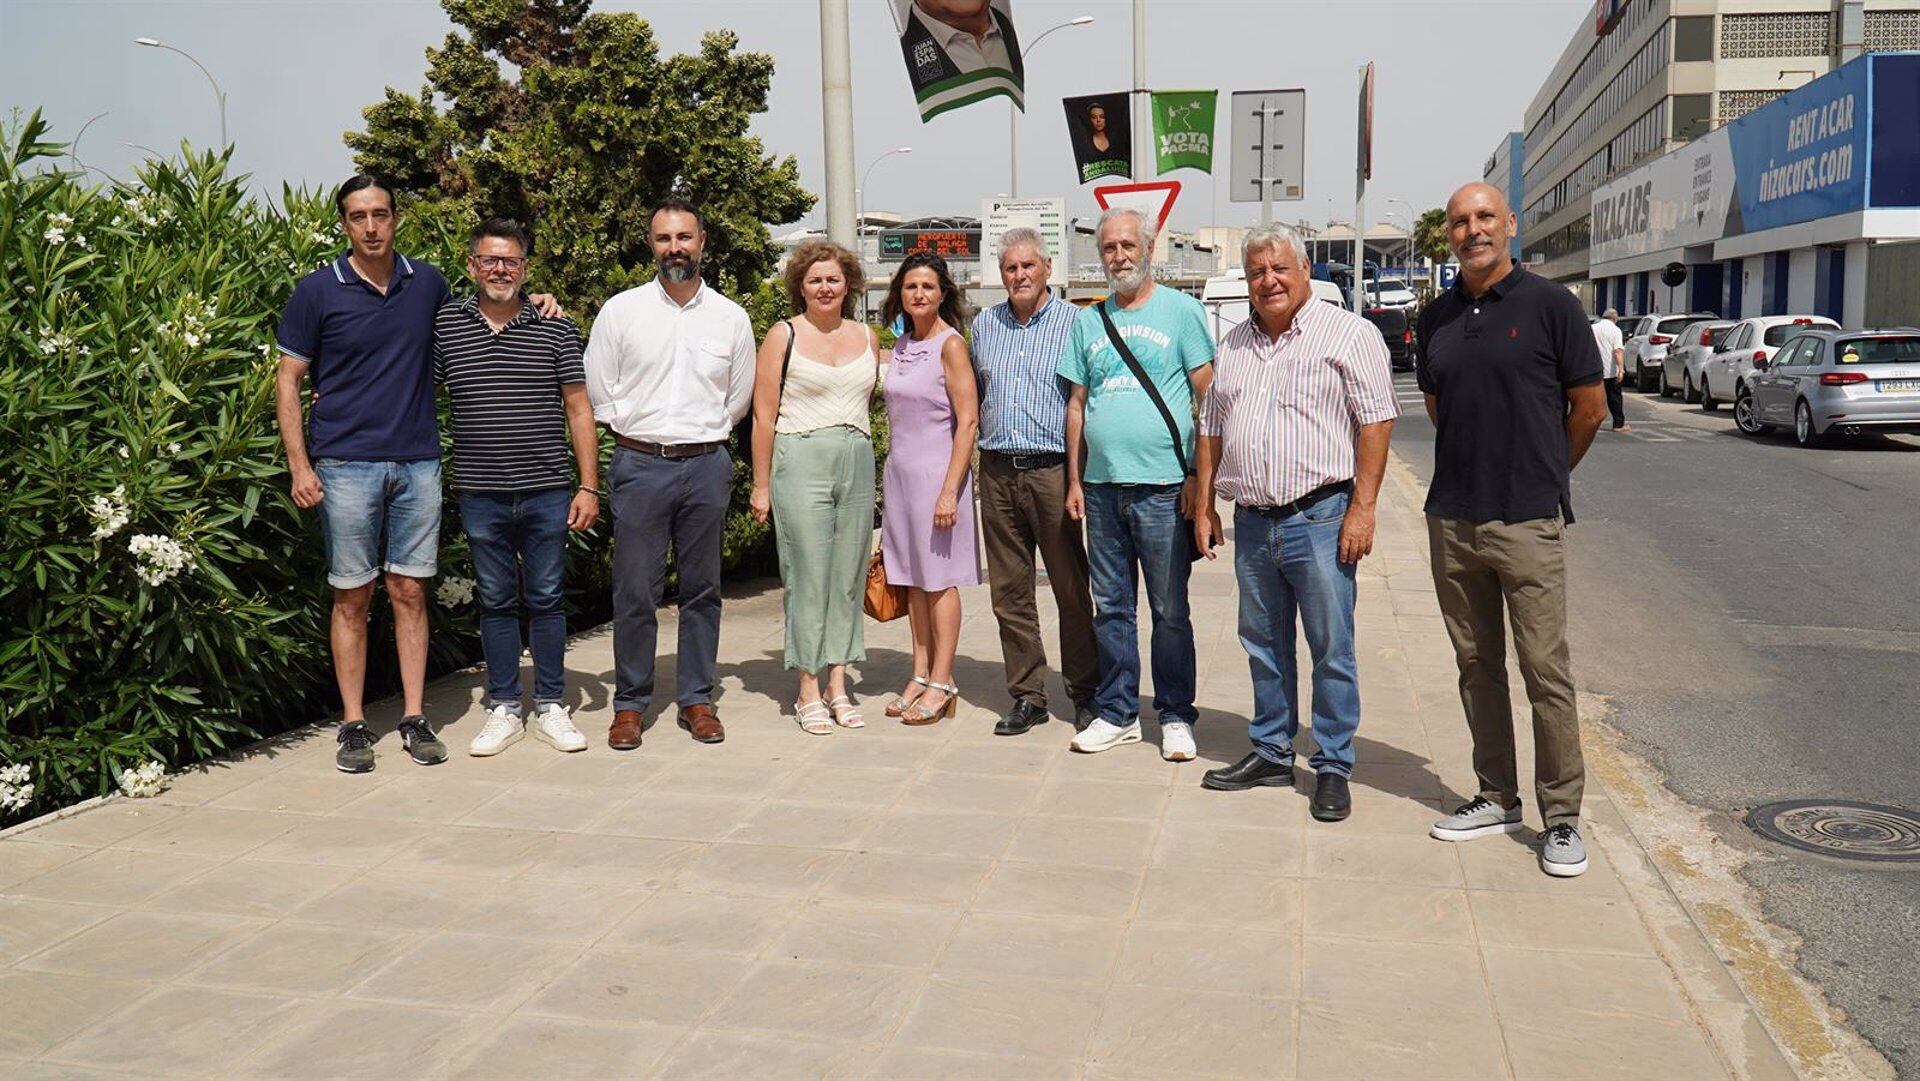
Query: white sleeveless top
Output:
[[774, 347, 880, 435]]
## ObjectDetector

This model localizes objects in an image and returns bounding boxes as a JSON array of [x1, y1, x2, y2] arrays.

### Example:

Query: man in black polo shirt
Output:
[[434, 219, 600, 759], [1415, 182, 1608, 878]]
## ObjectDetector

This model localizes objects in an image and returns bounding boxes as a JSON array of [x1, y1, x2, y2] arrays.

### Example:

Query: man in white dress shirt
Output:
[[1593, 308, 1629, 432], [584, 198, 755, 750]]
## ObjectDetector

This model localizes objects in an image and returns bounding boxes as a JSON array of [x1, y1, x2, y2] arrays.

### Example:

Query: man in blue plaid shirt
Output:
[[971, 227, 1099, 737]]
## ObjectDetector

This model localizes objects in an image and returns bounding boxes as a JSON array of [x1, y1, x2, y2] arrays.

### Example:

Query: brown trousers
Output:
[[1426, 514, 1585, 827], [978, 454, 1099, 708]]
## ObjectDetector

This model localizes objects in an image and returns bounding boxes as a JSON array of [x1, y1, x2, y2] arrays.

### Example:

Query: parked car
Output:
[[1662, 319, 1734, 401], [1199, 270, 1350, 347], [1736, 328, 1920, 446], [1365, 276, 1419, 311], [1698, 315, 1839, 411], [1361, 304, 1415, 371], [1624, 312, 1715, 391]]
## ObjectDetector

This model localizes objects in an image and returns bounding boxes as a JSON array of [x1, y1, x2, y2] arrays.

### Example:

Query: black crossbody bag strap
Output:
[[1097, 301, 1192, 477]]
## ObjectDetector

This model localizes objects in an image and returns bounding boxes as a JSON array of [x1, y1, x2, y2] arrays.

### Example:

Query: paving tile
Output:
[[1300, 937, 1487, 1010], [7, 847, 223, 905], [103, 806, 297, 860], [520, 945, 752, 1026], [375, 824, 550, 878], [925, 740, 1057, 777], [937, 912, 1124, 987], [863, 809, 1020, 861], [704, 959, 924, 1042], [1300, 880, 1475, 946], [592, 791, 759, 842], [674, 842, 849, 899], [41, 987, 307, 1075], [0, 971, 146, 1058], [652, 1029, 880, 1080], [766, 900, 960, 968], [893, 771, 1045, 815], [1138, 867, 1300, 932], [455, 782, 619, 832], [1150, 820, 1304, 875], [1469, 892, 1657, 957], [1303, 831, 1465, 887], [1454, 835, 1627, 896], [1482, 948, 1695, 1026], [0, 841, 92, 891], [771, 764, 917, 807], [0, 1057, 152, 1080], [819, 852, 993, 909], [972, 862, 1143, 920], [646, 762, 799, 801], [1114, 922, 1296, 998], [148, 759, 277, 807], [346, 931, 578, 1011], [725, 799, 878, 850], [1030, 778, 1172, 821], [0, 897, 117, 965], [183, 920, 413, 995], [439, 1017, 685, 1078], [1501, 1014, 1726, 1080], [1161, 786, 1306, 830], [19, 909, 264, 981], [331, 776, 507, 824], [142, 858, 359, 920], [208, 771, 390, 814], [517, 832, 702, 888], [285, 869, 483, 932], [245, 817, 432, 868], [452, 878, 653, 942], [242, 1001, 494, 1079], [1003, 814, 1157, 870], [1296, 994, 1507, 1079], [863, 1046, 1080, 1081], [1087, 986, 1295, 1079], [894, 974, 1103, 1060], [604, 888, 797, 956], [7, 803, 187, 849], [813, 733, 944, 770]]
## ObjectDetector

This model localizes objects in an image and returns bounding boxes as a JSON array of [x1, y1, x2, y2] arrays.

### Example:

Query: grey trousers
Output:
[[609, 445, 731, 713], [771, 427, 876, 672]]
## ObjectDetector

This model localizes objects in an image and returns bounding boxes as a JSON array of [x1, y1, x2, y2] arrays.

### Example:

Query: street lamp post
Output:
[[134, 37, 227, 147], [855, 146, 912, 315], [1386, 197, 1415, 283], [1008, 15, 1093, 196]]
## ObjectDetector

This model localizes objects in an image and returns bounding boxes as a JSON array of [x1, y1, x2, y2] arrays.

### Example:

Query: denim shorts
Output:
[[313, 458, 442, 588]]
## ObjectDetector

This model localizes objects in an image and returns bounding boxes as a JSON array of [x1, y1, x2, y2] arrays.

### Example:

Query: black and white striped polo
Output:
[[432, 296, 586, 492]]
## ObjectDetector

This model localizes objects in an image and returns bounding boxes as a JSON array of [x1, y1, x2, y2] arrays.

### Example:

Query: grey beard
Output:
[[1104, 262, 1149, 294], [659, 259, 700, 284]]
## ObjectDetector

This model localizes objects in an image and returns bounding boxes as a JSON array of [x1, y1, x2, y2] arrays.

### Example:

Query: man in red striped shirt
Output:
[[1194, 224, 1397, 822]]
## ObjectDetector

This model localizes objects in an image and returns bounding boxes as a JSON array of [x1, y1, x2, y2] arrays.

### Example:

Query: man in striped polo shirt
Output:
[[972, 227, 1099, 737], [434, 218, 600, 758], [1194, 223, 1397, 822]]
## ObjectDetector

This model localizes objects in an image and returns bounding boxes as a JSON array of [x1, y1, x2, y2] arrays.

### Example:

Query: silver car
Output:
[[1737, 328, 1920, 447], [1699, 314, 1838, 411], [1624, 312, 1715, 392], [1661, 319, 1733, 402]]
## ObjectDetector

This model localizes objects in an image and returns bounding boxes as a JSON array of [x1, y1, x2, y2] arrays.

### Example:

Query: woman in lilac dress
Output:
[[879, 254, 980, 724]]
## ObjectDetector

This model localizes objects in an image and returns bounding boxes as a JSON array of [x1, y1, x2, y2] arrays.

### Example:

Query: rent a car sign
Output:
[[1728, 57, 1871, 233]]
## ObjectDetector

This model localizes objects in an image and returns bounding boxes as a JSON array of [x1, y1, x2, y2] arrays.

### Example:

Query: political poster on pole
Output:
[[1062, 92, 1132, 184], [891, 1, 1025, 122], [1151, 90, 1217, 174]]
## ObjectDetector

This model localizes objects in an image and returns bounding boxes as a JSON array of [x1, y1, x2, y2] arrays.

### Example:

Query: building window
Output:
[[1719, 89, 1784, 123], [1720, 12, 1831, 59], [1865, 11, 1920, 52], [1672, 93, 1713, 141], [1674, 16, 1715, 61]]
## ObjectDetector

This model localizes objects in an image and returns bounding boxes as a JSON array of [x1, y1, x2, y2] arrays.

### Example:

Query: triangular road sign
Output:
[[1092, 180, 1182, 235]]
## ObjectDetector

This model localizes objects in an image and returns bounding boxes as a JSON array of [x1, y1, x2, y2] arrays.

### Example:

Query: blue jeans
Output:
[[1084, 483, 1197, 726], [459, 488, 571, 706], [313, 458, 441, 589], [609, 446, 731, 713], [1234, 494, 1360, 776]]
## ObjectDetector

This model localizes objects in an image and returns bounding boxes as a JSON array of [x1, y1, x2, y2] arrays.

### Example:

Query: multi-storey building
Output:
[[1482, 131, 1526, 260]]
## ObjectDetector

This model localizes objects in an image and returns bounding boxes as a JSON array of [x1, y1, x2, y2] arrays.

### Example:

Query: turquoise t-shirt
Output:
[[1057, 286, 1214, 485]]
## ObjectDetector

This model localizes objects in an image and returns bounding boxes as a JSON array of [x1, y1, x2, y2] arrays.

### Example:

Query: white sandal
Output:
[[885, 676, 931, 719], [828, 695, 865, 729], [795, 699, 834, 736]]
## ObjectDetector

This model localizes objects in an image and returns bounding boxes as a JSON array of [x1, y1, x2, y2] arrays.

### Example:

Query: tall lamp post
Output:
[[1385, 197, 1415, 282], [1009, 15, 1093, 196], [134, 37, 227, 147], [856, 146, 912, 316]]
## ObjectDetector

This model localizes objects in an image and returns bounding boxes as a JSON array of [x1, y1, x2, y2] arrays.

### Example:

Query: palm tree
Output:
[[1414, 207, 1451, 266]]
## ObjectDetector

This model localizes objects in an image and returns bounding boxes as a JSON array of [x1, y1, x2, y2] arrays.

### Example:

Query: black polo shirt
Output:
[[433, 297, 585, 493], [1415, 265, 1601, 524]]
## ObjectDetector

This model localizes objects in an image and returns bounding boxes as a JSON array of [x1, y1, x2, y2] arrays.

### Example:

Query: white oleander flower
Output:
[[43, 225, 66, 245], [73, 233, 90, 250], [166, 442, 182, 456], [115, 760, 167, 799], [0, 763, 33, 813], [86, 485, 131, 540], [116, 445, 130, 459], [127, 533, 196, 586], [308, 227, 334, 245], [48, 212, 73, 227], [436, 576, 476, 607], [38, 330, 75, 356]]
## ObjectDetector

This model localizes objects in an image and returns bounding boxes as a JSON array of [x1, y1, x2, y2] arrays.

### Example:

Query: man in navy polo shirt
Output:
[[274, 175, 559, 774]]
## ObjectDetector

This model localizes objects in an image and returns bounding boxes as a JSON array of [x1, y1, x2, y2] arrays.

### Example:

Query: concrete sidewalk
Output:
[[0, 454, 1799, 1080]]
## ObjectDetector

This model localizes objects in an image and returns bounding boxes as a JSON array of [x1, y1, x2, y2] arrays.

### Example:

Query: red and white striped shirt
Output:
[[1200, 297, 1397, 506]]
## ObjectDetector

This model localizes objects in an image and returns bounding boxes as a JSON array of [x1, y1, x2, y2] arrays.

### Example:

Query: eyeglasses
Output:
[[473, 255, 526, 271]]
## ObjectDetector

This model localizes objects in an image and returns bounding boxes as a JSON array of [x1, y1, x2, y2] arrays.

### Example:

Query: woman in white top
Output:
[[749, 240, 881, 734]]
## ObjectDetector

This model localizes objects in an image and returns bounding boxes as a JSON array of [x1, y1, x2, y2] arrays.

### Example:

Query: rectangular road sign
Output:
[[1229, 88, 1306, 204], [980, 198, 1069, 286], [878, 228, 981, 263]]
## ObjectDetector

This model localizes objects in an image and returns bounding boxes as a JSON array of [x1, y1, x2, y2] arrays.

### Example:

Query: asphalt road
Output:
[[1388, 372, 1920, 1076]]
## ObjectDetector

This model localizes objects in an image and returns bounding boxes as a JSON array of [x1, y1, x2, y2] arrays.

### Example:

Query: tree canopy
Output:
[[346, 0, 813, 315], [1414, 207, 1452, 268]]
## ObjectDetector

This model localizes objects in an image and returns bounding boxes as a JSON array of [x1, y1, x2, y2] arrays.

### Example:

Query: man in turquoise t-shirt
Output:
[[1060, 206, 1215, 763]]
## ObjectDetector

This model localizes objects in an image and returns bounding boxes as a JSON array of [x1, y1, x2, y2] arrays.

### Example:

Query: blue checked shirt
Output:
[[971, 291, 1079, 454]]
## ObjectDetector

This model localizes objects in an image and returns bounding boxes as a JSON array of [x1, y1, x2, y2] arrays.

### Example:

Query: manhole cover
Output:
[[1746, 800, 1920, 863]]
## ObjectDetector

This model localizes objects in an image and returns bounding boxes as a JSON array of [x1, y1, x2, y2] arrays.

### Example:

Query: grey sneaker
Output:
[[396, 716, 448, 766], [336, 722, 377, 774], [1430, 796, 1524, 841], [1540, 823, 1589, 877]]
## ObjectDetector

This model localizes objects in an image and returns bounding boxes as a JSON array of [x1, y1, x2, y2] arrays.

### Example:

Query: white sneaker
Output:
[[1160, 721, 1197, 762], [1071, 718, 1142, 753], [468, 704, 524, 757], [533, 703, 587, 753]]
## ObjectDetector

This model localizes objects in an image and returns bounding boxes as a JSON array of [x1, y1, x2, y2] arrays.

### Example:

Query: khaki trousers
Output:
[[1426, 514, 1585, 827], [977, 454, 1099, 708]]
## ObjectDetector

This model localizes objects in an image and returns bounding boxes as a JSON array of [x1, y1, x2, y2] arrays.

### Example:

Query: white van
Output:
[[1201, 270, 1348, 345]]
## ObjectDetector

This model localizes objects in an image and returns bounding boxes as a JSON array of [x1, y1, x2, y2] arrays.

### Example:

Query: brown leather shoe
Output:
[[677, 703, 725, 744], [608, 710, 643, 751]]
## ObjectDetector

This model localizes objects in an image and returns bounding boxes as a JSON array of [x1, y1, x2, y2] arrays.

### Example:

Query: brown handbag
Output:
[[864, 549, 909, 622]]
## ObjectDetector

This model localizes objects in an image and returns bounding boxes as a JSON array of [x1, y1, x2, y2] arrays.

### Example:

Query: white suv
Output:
[[1624, 313, 1716, 392], [1698, 315, 1839, 411]]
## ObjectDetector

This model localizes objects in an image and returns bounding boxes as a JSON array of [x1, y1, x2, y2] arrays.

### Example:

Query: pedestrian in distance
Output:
[[749, 239, 881, 735], [1594, 307, 1630, 431], [878, 253, 981, 725], [971, 227, 1100, 737], [434, 218, 598, 758], [1193, 223, 1398, 821], [584, 198, 755, 750], [1061, 206, 1215, 762], [1417, 182, 1609, 877], [274, 175, 561, 774]]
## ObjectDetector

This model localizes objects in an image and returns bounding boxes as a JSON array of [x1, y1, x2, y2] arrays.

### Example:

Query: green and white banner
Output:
[[1151, 89, 1217, 174]]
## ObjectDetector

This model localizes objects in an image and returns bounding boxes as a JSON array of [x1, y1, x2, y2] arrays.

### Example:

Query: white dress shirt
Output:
[[912, 2, 1011, 74], [584, 279, 756, 444], [1590, 318, 1624, 380]]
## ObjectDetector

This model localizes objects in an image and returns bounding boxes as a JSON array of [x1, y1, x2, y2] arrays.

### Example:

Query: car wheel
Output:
[[1793, 401, 1824, 448], [1700, 377, 1718, 411], [1684, 373, 1700, 404], [1734, 390, 1768, 435], [1636, 366, 1655, 393], [1659, 368, 1673, 398]]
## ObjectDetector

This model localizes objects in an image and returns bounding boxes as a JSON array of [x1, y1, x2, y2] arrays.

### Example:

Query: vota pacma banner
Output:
[[1726, 56, 1871, 233]]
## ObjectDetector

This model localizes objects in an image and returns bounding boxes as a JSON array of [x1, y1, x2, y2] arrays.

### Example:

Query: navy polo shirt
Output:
[[1415, 264, 1601, 524], [276, 253, 452, 461]]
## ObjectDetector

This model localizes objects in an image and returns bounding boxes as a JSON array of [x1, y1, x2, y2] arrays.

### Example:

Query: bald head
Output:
[[1445, 181, 1510, 220], [1444, 181, 1516, 288]]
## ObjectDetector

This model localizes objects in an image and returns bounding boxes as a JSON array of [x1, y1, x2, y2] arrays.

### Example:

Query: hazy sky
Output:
[[2, 0, 1592, 236]]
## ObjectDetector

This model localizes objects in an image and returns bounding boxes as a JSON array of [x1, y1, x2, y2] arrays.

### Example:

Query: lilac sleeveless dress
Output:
[[882, 326, 981, 590]]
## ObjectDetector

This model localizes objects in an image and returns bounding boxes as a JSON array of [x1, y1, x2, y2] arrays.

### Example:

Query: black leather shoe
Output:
[[1311, 772, 1352, 822], [1072, 701, 1099, 733], [993, 700, 1050, 736], [1201, 751, 1295, 791]]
